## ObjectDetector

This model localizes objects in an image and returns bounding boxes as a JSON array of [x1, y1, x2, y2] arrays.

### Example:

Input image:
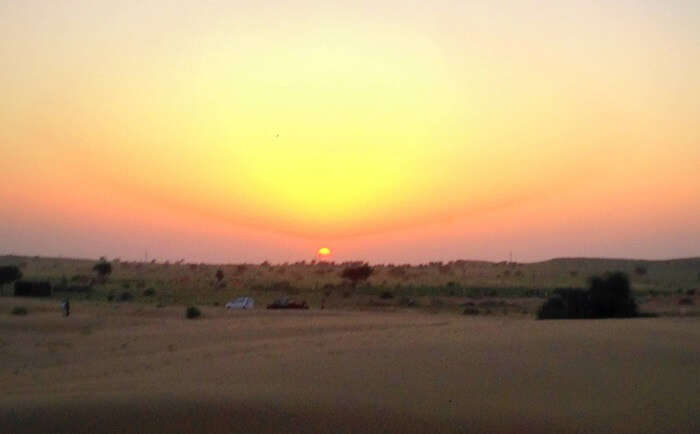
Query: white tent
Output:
[[225, 297, 254, 310]]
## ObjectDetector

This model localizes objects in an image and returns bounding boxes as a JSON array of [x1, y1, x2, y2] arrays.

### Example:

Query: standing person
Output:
[[63, 297, 70, 317]]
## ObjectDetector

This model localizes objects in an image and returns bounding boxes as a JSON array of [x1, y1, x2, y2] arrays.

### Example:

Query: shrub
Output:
[[93, 260, 112, 281], [186, 306, 201, 319], [14, 280, 52, 297], [634, 265, 648, 275], [686, 289, 696, 296], [379, 291, 394, 299], [537, 272, 638, 319], [143, 288, 156, 297], [0, 265, 23, 295], [678, 297, 694, 305], [341, 264, 373, 287], [589, 272, 637, 318], [11, 306, 27, 315], [117, 291, 133, 302]]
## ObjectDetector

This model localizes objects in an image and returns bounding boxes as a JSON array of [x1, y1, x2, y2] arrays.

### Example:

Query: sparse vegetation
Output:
[[143, 288, 156, 297], [1, 255, 698, 315], [463, 306, 479, 315], [186, 306, 201, 319], [11, 306, 28, 315]]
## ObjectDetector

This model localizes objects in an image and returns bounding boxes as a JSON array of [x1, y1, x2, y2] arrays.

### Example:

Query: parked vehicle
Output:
[[267, 297, 309, 310]]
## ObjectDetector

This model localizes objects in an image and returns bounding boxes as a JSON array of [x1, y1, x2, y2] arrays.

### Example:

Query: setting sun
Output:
[[317, 247, 332, 258]]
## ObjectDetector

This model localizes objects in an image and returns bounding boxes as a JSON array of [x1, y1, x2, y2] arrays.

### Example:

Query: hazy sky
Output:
[[1, 0, 699, 263]]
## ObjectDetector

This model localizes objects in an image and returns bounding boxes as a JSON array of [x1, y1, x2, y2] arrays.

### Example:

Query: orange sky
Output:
[[1, 1, 699, 263]]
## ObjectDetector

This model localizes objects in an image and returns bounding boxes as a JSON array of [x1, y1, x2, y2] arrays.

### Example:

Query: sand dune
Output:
[[1, 299, 698, 433]]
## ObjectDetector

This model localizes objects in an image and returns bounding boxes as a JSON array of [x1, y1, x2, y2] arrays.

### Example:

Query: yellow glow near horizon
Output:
[[1, 1, 699, 262]]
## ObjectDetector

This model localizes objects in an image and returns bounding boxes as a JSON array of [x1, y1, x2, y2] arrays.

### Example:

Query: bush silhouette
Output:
[[588, 272, 636, 318], [341, 264, 373, 287], [117, 291, 133, 302], [143, 288, 156, 297], [186, 306, 201, 319], [14, 280, 52, 297], [0, 265, 22, 295], [11, 306, 28, 316], [538, 272, 637, 319], [93, 260, 112, 282]]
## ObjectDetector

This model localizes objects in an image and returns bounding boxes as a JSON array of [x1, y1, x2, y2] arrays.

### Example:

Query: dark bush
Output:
[[14, 280, 52, 297], [11, 306, 28, 315], [686, 289, 696, 296], [537, 290, 589, 319], [538, 272, 637, 319], [143, 288, 156, 297], [117, 291, 133, 302], [634, 265, 648, 275], [186, 306, 201, 319], [589, 272, 636, 318], [379, 291, 394, 299], [678, 297, 694, 305], [341, 264, 373, 287], [0, 265, 23, 295], [93, 260, 112, 281]]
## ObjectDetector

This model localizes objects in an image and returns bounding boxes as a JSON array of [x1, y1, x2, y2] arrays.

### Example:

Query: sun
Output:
[[317, 247, 331, 259]]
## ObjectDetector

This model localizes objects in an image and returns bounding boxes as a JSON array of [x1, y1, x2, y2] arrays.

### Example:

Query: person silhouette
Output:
[[62, 297, 70, 317]]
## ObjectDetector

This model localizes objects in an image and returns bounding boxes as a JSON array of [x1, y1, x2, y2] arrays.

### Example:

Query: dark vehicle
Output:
[[267, 297, 309, 310]]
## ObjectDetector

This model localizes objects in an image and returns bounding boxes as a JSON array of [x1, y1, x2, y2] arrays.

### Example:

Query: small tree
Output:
[[215, 268, 224, 284], [341, 263, 373, 287], [93, 259, 112, 283], [0, 265, 22, 296]]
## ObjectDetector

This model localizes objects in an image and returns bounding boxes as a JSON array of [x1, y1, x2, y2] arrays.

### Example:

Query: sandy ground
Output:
[[1, 298, 698, 433]]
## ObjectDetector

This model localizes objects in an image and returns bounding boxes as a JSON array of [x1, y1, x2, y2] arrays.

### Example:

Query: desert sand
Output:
[[1, 298, 698, 433]]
